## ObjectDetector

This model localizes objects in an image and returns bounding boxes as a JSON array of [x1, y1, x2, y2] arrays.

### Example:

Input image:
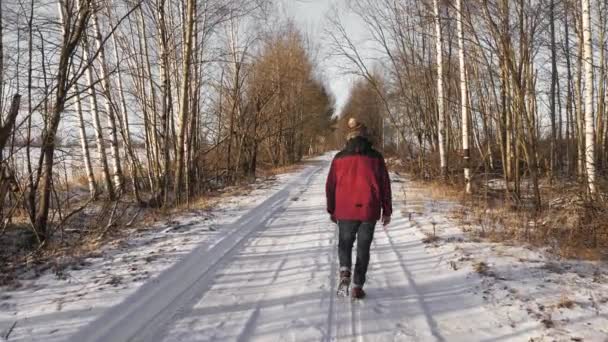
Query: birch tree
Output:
[[434, 0, 447, 180], [581, 0, 596, 194], [74, 82, 98, 199], [457, 0, 471, 194], [35, 0, 91, 239], [83, 35, 115, 200], [92, 9, 124, 195], [174, 0, 196, 201]]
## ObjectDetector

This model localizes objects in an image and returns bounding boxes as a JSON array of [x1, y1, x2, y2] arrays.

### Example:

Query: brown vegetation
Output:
[[451, 180, 608, 260], [326, 0, 608, 259], [0, 0, 335, 281]]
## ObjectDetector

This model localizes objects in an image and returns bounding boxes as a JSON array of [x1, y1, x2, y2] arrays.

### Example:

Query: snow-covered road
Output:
[[13, 153, 595, 341], [69, 154, 517, 342]]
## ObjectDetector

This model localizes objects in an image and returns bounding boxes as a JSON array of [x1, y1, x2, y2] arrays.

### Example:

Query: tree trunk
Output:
[[35, 0, 91, 239], [138, 7, 161, 185], [576, 19, 585, 178], [597, 3, 606, 170], [92, 10, 124, 195], [26, 0, 35, 221], [0, 95, 21, 150], [108, 1, 142, 203], [549, 0, 557, 180], [156, 0, 171, 205], [433, 0, 447, 180], [174, 0, 195, 202], [83, 36, 115, 200], [582, 0, 596, 194], [75, 83, 98, 199], [457, 0, 471, 194], [565, 10, 575, 176]]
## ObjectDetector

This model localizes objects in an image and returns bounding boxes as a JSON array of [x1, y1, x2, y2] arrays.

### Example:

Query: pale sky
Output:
[[279, 0, 369, 116]]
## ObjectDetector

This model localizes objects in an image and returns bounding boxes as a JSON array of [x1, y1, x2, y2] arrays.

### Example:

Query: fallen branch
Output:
[[53, 197, 94, 236], [126, 208, 142, 227], [95, 201, 120, 241], [3, 320, 17, 340]]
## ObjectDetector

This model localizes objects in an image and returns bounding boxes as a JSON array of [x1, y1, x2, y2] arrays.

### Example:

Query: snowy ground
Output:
[[405, 181, 608, 342], [1, 153, 606, 341]]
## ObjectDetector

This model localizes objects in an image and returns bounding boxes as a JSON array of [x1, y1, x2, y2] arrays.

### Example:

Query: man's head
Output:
[[346, 118, 367, 140]]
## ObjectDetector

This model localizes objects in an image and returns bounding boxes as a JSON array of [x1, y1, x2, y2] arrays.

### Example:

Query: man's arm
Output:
[[326, 160, 337, 222], [379, 157, 392, 222]]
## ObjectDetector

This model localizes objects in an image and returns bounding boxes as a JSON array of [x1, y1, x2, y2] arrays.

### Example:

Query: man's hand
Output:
[[330, 215, 337, 224], [382, 216, 391, 227]]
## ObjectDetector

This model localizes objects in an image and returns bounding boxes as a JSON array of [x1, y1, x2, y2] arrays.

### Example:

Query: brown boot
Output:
[[339, 270, 351, 285], [337, 270, 351, 296], [351, 286, 366, 299]]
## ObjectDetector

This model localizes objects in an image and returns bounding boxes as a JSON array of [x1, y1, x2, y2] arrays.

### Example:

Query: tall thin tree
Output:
[[433, 0, 447, 180], [174, 0, 196, 201], [582, 0, 596, 194], [457, 0, 471, 193]]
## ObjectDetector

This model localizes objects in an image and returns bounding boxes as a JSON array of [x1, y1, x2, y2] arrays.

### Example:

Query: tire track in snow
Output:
[[383, 221, 446, 342], [329, 223, 362, 342], [367, 231, 419, 341], [329, 225, 349, 342], [351, 300, 361, 342], [225, 213, 306, 342], [162, 164, 331, 341], [325, 225, 338, 342], [69, 164, 324, 342]]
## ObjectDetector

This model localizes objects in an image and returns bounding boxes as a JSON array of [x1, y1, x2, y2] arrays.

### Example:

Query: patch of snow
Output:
[[0, 154, 330, 342], [404, 179, 608, 341]]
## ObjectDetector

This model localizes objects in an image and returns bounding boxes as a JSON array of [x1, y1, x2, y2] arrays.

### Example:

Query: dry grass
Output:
[[423, 180, 465, 201], [422, 233, 441, 244], [473, 261, 490, 275], [446, 178, 608, 261], [556, 295, 575, 309], [540, 317, 555, 328], [1, 155, 316, 287], [393, 161, 608, 261], [256, 160, 308, 178]]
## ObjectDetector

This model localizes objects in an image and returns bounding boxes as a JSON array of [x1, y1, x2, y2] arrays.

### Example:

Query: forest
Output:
[[0, 0, 334, 249], [1, 1, 607, 340], [1, 0, 607, 264], [329, 0, 608, 256]]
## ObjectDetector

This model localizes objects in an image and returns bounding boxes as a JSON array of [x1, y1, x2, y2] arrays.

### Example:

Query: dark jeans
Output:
[[338, 220, 376, 288]]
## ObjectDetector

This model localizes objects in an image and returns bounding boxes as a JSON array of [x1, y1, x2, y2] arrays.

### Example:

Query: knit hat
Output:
[[346, 118, 367, 140]]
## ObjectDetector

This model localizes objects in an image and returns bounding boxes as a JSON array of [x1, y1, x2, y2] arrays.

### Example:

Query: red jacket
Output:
[[326, 137, 392, 222]]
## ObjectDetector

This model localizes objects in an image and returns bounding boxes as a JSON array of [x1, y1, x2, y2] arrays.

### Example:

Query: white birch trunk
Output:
[[174, 0, 195, 198], [156, 0, 171, 203], [75, 83, 97, 199], [138, 7, 161, 178], [92, 10, 124, 194], [83, 37, 115, 200], [433, 0, 447, 179], [582, 0, 597, 193], [108, 0, 142, 202], [63, 0, 96, 199], [457, 0, 471, 194]]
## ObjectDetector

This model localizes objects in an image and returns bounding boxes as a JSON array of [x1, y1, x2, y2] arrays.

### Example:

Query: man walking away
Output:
[[326, 118, 392, 299]]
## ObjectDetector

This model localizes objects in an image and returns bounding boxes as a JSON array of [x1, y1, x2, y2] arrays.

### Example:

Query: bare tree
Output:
[[433, 0, 447, 180], [91, 9, 124, 194], [35, 0, 92, 239], [174, 0, 196, 202], [74, 82, 98, 199], [83, 35, 115, 200], [457, 0, 471, 194], [581, 0, 596, 194]]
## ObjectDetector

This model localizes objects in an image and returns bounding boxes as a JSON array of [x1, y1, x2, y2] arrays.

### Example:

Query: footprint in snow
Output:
[[373, 306, 385, 315]]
